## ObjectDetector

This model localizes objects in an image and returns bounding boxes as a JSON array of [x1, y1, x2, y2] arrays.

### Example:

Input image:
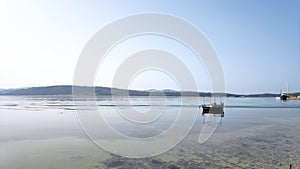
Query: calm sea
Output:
[[0, 96, 299, 169]]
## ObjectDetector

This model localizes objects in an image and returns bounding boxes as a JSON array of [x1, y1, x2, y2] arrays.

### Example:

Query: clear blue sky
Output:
[[0, 0, 299, 93]]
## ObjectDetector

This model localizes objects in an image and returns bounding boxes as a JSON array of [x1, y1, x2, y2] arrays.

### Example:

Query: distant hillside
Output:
[[1, 86, 73, 95], [244, 93, 280, 97], [289, 92, 300, 97], [0, 85, 287, 97], [0, 85, 156, 96], [224, 93, 280, 98], [0, 85, 125, 96], [145, 89, 178, 93], [0, 85, 193, 96]]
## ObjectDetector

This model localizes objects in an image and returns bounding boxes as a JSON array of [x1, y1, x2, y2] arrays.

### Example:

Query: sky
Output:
[[0, 0, 299, 93]]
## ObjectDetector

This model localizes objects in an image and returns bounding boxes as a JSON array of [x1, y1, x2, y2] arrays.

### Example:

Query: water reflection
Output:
[[199, 103, 224, 143]]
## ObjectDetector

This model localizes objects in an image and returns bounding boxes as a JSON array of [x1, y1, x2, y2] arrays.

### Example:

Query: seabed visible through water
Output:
[[0, 96, 299, 169]]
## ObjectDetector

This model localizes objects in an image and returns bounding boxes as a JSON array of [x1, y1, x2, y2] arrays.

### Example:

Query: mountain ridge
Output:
[[0, 85, 286, 98]]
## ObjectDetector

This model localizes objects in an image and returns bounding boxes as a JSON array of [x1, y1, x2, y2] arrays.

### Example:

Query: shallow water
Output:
[[0, 96, 299, 169]]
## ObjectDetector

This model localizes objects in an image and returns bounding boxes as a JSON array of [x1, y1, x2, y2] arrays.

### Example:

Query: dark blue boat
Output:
[[280, 93, 289, 100]]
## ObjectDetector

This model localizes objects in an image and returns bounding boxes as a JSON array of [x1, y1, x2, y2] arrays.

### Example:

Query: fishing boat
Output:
[[201, 102, 224, 115]]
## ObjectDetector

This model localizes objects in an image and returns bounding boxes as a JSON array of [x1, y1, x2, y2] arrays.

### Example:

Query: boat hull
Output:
[[201, 104, 224, 116]]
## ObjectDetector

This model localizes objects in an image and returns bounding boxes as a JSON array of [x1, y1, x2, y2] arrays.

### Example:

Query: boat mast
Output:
[[280, 89, 282, 94]]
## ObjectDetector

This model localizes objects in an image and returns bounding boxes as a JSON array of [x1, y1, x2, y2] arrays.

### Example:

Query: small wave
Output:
[[98, 104, 200, 108], [225, 105, 300, 109], [3, 104, 18, 106]]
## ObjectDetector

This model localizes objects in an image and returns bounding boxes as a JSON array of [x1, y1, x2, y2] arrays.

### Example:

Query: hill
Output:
[[0, 85, 285, 97]]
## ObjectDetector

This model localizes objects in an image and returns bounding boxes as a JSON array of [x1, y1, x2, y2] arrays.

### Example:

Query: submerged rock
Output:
[[167, 163, 180, 169], [151, 159, 163, 164], [104, 159, 124, 168]]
